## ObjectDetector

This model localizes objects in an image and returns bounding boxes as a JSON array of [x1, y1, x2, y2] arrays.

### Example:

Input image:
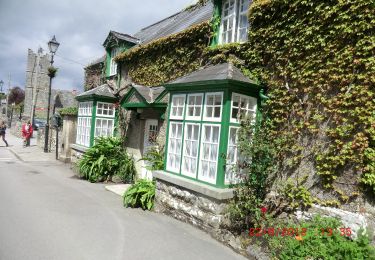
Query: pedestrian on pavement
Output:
[[21, 120, 33, 147], [0, 121, 9, 147]]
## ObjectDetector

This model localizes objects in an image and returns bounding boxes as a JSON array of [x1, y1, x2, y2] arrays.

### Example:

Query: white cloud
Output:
[[0, 0, 196, 92]]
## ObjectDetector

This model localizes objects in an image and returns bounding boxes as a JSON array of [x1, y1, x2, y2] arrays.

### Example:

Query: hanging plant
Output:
[[48, 66, 58, 78]]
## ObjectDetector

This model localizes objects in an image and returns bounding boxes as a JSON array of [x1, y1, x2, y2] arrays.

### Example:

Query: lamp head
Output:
[[48, 35, 60, 54]]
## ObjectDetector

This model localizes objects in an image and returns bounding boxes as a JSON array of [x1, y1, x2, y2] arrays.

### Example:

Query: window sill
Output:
[[71, 144, 89, 153], [153, 170, 234, 200]]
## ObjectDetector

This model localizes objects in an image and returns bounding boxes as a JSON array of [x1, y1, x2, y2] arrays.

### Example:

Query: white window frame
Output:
[[76, 101, 93, 147], [110, 47, 120, 76], [94, 118, 115, 138], [198, 124, 221, 184], [169, 94, 186, 120], [96, 102, 115, 118], [230, 92, 257, 123], [181, 123, 201, 178], [219, 0, 251, 44], [76, 117, 92, 147], [166, 122, 183, 173], [203, 92, 223, 122], [78, 101, 93, 116], [186, 93, 203, 121], [225, 126, 241, 184]]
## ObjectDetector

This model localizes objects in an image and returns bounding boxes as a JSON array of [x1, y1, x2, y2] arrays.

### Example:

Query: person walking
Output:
[[0, 121, 9, 147], [21, 120, 33, 147]]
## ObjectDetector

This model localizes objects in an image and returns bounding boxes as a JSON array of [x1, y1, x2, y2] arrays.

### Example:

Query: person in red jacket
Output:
[[21, 120, 33, 147]]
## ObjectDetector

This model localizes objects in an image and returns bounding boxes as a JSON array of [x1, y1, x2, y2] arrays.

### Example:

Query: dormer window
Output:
[[219, 0, 251, 44], [110, 47, 120, 76]]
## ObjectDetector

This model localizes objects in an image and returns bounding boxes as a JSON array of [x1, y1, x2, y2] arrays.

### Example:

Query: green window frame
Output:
[[165, 91, 224, 186]]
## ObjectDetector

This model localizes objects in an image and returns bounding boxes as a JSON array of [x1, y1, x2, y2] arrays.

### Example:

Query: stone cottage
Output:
[[73, 0, 263, 243]]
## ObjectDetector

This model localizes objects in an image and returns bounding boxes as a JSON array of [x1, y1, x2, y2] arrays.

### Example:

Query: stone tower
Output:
[[24, 48, 51, 119]]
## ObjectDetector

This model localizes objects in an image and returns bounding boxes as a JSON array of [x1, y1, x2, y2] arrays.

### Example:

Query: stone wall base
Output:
[[154, 178, 246, 255]]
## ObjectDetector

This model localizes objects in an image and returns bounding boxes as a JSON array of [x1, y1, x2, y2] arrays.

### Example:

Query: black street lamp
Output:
[[44, 35, 60, 153], [0, 80, 4, 92]]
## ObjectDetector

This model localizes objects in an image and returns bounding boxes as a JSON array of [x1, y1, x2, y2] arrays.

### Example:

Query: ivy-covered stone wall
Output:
[[115, 0, 374, 208], [246, 0, 375, 204]]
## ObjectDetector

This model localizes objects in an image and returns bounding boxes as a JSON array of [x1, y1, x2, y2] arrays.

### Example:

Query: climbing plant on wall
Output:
[[245, 0, 375, 199], [115, 21, 212, 86]]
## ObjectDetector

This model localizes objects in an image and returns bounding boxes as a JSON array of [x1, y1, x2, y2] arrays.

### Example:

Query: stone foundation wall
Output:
[[154, 178, 245, 254]]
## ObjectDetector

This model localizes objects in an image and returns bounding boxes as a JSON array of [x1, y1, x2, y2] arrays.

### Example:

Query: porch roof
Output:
[[76, 84, 117, 102]]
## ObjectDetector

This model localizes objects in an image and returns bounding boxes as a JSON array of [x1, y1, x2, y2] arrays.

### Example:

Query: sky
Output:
[[0, 0, 197, 93]]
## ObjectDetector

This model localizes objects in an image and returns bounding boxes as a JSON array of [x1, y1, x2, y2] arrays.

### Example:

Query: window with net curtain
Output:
[[166, 92, 223, 185], [219, 0, 251, 44], [76, 102, 93, 147], [95, 102, 115, 139]]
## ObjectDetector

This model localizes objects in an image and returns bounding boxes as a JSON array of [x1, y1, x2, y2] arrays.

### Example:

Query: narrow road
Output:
[[0, 147, 245, 260]]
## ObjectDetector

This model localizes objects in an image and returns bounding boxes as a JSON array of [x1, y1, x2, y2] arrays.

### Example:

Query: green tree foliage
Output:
[[8, 87, 25, 105]]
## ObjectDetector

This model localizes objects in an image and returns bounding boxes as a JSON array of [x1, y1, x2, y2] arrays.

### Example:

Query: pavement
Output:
[[1, 131, 57, 162], [2, 132, 131, 197]]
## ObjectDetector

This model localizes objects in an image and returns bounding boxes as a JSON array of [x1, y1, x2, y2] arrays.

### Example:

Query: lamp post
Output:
[[44, 35, 60, 153]]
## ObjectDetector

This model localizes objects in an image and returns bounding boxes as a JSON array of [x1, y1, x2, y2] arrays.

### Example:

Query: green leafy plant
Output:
[[58, 106, 78, 116], [227, 117, 278, 231], [48, 66, 58, 78], [139, 145, 165, 171], [267, 215, 375, 260], [123, 179, 156, 210], [78, 137, 135, 183], [281, 176, 314, 210]]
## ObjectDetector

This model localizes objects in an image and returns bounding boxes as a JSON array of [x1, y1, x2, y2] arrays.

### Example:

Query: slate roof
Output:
[[76, 84, 116, 100], [168, 63, 257, 85], [103, 31, 140, 48], [111, 31, 140, 44], [85, 55, 105, 68], [134, 2, 213, 44], [132, 84, 165, 103]]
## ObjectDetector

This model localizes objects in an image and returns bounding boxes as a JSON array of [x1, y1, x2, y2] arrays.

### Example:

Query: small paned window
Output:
[[219, 0, 251, 44], [225, 127, 242, 184], [181, 123, 200, 177], [78, 102, 93, 116], [186, 93, 203, 120], [96, 102, 115, 117], [76, 117, 92, 147], [170, 94, 186, 119], [231, 93, 257, 123], [198, 124, 221, 184], [167, 122, 183, 172], [77, 102, 93, 147], [203, 92, 223, 121], [110, 48, 120, 76], [95, 118, 114, 138]]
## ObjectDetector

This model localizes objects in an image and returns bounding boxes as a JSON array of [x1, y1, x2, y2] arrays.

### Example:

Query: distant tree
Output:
[[8, 87, 25, 105]]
